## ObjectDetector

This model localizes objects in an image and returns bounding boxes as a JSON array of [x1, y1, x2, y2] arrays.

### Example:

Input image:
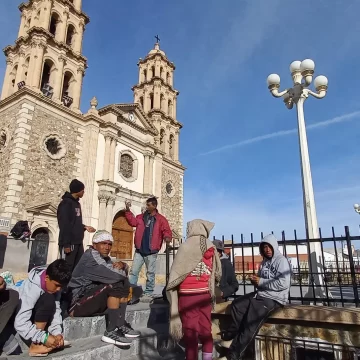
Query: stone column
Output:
[[103, 135, 111, 180], [143, 88, 149, 112], [174, 131, 179, 161], [73, 20, 84, 53], [14, 51, 26, 87], [173, 97, 177, 119], [165, 129, 170, 156], [52, 55, 66, 101], [98, 192, 108, 229], [41, 0, 52, 29], [73, 0, 82, 11], [109, 137, 116, 182], [72, 66, 84, 110], [154, 83, 160, 109], [105, 196, 115, 232], [56, 9, 69, 43], [149, 154, 154, 194], [143, 152, 150, 194], [30, 42, 46, 89], [1, 59, 13, 100], [80, 123, 100, 228], [18, 14, 26, 38]]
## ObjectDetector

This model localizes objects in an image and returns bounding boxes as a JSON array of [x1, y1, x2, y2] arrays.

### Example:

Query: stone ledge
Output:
[[212, 301, 360, 326]]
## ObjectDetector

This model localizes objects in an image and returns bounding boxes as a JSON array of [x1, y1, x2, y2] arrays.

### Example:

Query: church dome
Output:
[[148, 42, 166, 56]]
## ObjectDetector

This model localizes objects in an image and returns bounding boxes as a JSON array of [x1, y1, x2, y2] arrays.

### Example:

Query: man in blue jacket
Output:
[[220, 234, 291, 360]]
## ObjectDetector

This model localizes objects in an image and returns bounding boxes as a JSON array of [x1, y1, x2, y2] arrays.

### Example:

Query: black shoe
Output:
[[119, 322, 141, 338], [221, 331, 235, 341], [102, 329, 133, 346]]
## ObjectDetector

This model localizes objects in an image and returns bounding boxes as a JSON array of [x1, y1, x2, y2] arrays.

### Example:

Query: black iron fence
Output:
[[165, 225, 360, 307]]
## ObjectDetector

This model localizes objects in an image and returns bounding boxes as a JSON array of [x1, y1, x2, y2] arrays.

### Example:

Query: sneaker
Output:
[[101, 329, 133, 346], [119, 322, 141, 338], [140, 294, 155, 303]]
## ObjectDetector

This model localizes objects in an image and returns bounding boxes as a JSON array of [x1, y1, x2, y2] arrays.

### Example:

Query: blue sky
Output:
[[1, 0, 360, 241]]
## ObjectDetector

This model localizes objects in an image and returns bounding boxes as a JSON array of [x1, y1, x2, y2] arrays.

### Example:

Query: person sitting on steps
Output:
[[67, 230, 142, 346], [218, 234, 291, 360], [14, 259, 72, 357]]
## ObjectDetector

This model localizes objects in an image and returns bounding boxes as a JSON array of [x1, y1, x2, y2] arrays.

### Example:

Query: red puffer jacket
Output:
[[125, 210, 172, 252]]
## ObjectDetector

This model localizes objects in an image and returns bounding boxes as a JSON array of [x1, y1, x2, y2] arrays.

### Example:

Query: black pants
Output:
[[32, 292, 56, 324], [0, 289, 19, 355], [71, 282, 143, 332], [227, 292, 281, 359], [60, 244, 84, 273]]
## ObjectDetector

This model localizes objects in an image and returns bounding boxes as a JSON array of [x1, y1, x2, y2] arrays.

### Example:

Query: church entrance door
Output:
[[28, 228, 49, 272], [112, 211, 134, 260]]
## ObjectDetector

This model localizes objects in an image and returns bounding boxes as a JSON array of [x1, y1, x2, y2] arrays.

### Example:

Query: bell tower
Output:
[[132, 37, 181, 162], [0, 0, 89, 111]]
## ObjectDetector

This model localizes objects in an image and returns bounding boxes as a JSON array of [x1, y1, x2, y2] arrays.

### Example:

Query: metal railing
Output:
[[165, 225, 360, 307]]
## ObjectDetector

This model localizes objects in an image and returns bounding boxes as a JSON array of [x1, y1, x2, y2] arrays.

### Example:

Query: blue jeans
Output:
[[129, 252, 158, 295]]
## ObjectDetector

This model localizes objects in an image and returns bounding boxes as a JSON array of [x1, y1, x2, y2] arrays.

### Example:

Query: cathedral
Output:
[[0, 0, 184, 266]]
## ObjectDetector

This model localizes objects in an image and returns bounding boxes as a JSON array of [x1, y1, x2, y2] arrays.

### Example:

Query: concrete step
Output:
[[12, 325, 172, 360], [63, 302, 169, 341]]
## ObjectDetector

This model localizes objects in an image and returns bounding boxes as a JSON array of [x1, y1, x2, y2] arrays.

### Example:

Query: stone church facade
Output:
[[0, 0, 184, 266]]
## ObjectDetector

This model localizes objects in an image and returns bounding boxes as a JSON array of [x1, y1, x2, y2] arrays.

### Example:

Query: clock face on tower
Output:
[[128, 112, 135, 122]]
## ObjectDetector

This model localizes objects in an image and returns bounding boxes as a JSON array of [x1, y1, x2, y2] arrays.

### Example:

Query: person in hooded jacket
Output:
[[167, 219, 222, 360], [57, 179, 96, 272], [14, 260, 71, 357], [219, 234, 291, 360], [213, 240, 238, 301]]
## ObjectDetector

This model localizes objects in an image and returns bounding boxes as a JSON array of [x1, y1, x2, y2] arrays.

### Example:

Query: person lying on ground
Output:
[[213, 240, 239, 301], [67, 230, 142, 346], [218, 234, 291, 360], [167, 219, 222, 360], [0, 275, 21, 356], [14, 259, 72, 357]]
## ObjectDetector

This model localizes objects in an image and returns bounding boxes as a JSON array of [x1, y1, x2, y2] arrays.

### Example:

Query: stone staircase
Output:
[[7, 301, 185, 360]]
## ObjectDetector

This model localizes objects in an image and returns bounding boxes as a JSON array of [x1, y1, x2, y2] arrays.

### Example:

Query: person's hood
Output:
[[27, 266, 46, 289], [186, 219, 215, 238], [62, 191, 79, 202], [260, 234, 281, 258], [220, 253, 228, 260]]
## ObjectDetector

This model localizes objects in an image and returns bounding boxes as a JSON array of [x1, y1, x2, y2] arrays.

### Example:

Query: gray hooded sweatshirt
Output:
[[14, 266, 63, 344], [256, 234, 291, 305]]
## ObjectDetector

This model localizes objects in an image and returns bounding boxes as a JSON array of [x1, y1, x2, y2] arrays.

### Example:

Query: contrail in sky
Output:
[[199, 111, 360, 156]]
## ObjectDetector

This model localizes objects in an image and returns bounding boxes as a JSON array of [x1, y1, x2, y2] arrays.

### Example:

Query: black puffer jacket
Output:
[[219, 254, 239, 298], [57, 192, 84, 248]]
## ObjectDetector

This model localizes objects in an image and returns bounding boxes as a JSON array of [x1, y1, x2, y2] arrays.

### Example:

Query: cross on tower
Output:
[[155, 35, 160, 43]]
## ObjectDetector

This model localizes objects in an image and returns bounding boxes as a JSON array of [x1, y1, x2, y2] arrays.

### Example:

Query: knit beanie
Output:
[[69, 179, 85, 194]]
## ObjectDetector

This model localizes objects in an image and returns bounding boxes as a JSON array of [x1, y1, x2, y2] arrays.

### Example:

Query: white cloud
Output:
[[199, 110, 360, 156]]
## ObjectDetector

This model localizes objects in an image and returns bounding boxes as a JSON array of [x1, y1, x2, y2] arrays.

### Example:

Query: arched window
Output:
[[169, 134, 174, 159], [166, 72, 171, 84], [62, 71, 74, 98], [41, 59, 55, 90], [26, 17, 31, 30], [160, 129, 165, 152], [168, 100, 173, 117], [66, 24, 76, 47], [150, 93, 154, 110], [49, 13, 59, 36], [139, 96, 144, 108], [151, 65, 155, 78]]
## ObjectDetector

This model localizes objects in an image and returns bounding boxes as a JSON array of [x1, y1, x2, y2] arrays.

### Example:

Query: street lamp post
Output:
[[267, 60, 329, 300]]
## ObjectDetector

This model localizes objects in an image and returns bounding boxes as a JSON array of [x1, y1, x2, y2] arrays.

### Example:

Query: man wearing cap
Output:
[[68, 230, 142, 346], [213, 240, 238, 301], [57, 179, 96, 272]]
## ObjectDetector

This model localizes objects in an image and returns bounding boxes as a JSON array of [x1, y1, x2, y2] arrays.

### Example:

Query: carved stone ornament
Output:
[[118, 150, 138, 182], [0, 129, 8, 152], [42, 134, 67, 160], [165, 180, 175, 198]]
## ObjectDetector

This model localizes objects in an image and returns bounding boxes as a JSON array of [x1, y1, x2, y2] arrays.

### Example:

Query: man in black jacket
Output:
[[213, 240, 239, 300], [57, 179, 95, 272]]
